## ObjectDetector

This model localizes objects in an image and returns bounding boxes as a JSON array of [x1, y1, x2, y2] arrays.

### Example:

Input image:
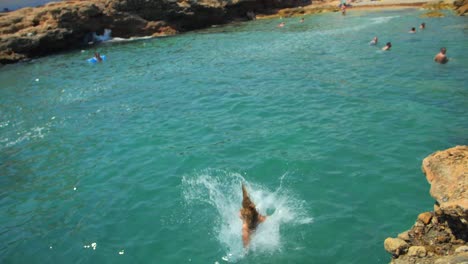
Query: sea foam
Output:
[[182, 170, 312, 262]]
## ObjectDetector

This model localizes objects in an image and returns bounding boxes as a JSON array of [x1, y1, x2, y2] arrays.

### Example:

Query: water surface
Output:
[[0, 9, 467, 264]]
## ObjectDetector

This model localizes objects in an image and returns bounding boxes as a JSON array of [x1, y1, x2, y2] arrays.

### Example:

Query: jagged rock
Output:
[[0, 1, 110, 63], [0, 0, 310, 64], [454, 0, 468, 15], [422, 1, 453, 10], [385, 146, 468, 264], [420, 10, 445, 17], [407, 246, 427, 257], [434, 253, 468, 264], [384, 238, 409, 256], [418, 212, 433, 225], [422, 146, 468, 222], [0, 49, 27, 64], [398, 231, 410, 242], [455, 245, 468, 253]]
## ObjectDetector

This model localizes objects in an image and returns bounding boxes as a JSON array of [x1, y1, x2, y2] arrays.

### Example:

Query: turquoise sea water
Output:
[[1, 0, 56, 10], [1, 8, 467, 264]]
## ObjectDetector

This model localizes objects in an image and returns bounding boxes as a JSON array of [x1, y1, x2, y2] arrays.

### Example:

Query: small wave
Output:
[[0, 120, 9, 128], [104, 36, 154, 43], [182, 169, 312, 262], [369, 15, 401, 24], [1, 122, 52, 149]]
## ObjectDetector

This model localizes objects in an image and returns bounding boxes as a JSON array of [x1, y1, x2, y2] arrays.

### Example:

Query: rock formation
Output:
[[454, 0, 468, 15], [0, 0, 309, 64], [384, 146, 468, 264]]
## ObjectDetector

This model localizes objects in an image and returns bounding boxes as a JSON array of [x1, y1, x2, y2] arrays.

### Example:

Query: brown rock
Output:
[[455, 245, 468, 253], [384, 237, 409, 256], [1, 0, 309, 64], [434, 253, 468, 264], [385, 147, 468, 264], [436, 234, 450, 243], [431, 215, 439, 224], [420, 10, 445, 17], [418, 212, 433, 225], [454, 0, 468, 15], [0, 49, 27, 64], [408, 246, 427, 257], [422, 146, 468, 221], [434, 203, 443, 216], [398, 231, 410, 241]]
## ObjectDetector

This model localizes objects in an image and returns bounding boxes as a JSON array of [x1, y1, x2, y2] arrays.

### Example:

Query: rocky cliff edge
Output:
[[384, 146, 468, 264], [0, 0, 308, 64]]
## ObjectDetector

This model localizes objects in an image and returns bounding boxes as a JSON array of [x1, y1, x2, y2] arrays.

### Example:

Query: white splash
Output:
[[182, 169, 312, 262], [4, 125, 48, 148], [369, 15, 401, 25], [83, 242, 97, 250], [0, 120, 9, 128]]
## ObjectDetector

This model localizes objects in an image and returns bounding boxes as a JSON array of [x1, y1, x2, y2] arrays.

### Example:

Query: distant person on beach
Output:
[[370, 36, 378, 45], [420, 22, 425, 29], [341, 4, 347, 15], [382, 42, 392, 51], [94, 52, 103, 62], [278, 22, 285, 28], [434, 47, 448, 64], [409, 27, 416, 33], [240, 184, 266, 248]]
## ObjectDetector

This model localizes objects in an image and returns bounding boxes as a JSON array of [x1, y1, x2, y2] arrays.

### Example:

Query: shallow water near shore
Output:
[[1, 9, 467, 264]]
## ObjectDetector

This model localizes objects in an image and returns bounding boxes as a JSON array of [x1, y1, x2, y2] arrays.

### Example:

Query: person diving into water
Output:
[[240, 184, 266, 248]]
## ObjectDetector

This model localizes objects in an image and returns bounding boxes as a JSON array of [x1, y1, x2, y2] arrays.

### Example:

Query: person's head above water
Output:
[[440, 47, 446, 54], [94, 52, 103, 62]]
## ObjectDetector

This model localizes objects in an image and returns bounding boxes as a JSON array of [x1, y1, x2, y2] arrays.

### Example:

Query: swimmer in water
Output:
[[94, 52, 103, 62], [240, 184, 266, 248], [382, 42, 392, 51], [420, 22, 425, 29], [300, 18, 304, 23], [409, 27, 416, 33], [369, 36, 378, 45], [434, 47, 448, 64], [278, 22, 285, 28]]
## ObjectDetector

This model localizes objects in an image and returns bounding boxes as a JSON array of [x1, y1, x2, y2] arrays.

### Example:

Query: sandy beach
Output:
[[255, 0, 439, 20]]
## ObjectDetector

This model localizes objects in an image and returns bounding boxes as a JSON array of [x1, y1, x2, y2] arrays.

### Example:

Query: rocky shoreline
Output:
[[384, 146, 468, 264], [1, 0, 466, 64], [0, 0, 309, 64]]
